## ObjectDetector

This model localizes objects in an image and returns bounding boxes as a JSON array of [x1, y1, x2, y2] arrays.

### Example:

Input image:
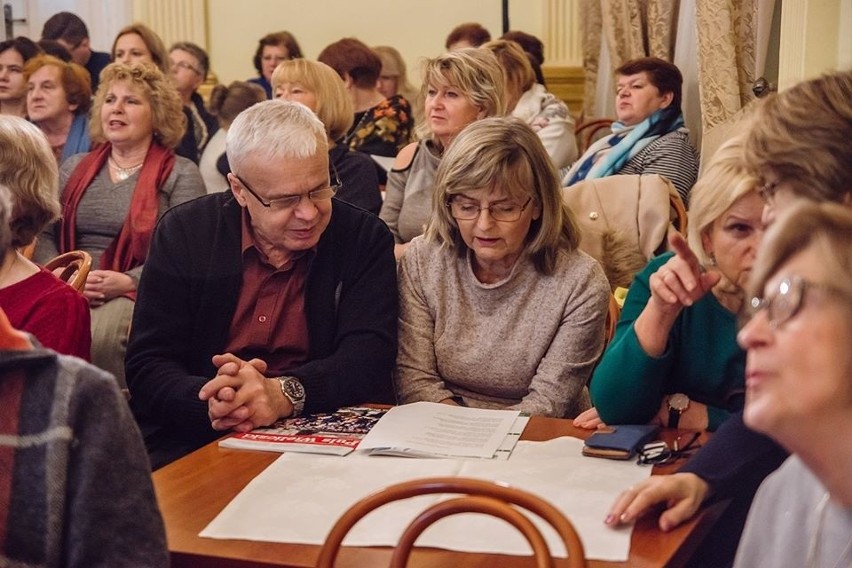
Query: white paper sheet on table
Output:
[[200, 437, 651, 562]]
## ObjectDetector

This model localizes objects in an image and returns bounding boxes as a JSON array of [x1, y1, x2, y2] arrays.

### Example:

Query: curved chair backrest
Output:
[[604, 293, 621, 346], [43, 250, 92, 293], [574, 118, 614, 155], [316, 476, 587, 568]]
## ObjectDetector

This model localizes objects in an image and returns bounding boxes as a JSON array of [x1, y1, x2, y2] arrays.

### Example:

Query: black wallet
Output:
[[582, 425, 660, 460]]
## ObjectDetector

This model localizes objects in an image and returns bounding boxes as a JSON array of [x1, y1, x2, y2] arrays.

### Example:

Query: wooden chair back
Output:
[[316, 476, 587, 568], [604, 294, 621, 346], [574, 118, 614, 155], [43, 250, 92, 293]]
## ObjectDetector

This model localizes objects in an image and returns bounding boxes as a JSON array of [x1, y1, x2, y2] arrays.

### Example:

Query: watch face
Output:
[[669, 393, 690, 411], [283, 378, 305, 401]]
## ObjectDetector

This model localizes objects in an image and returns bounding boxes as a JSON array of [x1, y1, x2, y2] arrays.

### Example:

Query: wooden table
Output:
[[153, 416, 722, 567]]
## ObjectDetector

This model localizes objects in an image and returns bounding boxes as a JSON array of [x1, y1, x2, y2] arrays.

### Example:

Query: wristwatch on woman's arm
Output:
[[667, 393, 690, 428]]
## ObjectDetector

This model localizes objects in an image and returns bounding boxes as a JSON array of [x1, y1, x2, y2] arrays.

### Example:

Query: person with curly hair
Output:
[[34, 62, 205, 387]]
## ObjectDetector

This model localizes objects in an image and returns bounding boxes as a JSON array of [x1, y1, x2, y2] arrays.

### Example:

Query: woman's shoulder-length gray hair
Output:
[[424, 116, 580, 275], [226, 99, 328, 173]]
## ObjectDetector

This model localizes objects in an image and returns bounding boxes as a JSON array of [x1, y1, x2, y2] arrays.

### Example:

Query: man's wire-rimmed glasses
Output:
[[233, 173, 341, 211]]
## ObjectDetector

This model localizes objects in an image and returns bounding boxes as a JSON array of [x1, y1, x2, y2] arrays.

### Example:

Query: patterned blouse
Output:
[[343, 94, 413, 157]]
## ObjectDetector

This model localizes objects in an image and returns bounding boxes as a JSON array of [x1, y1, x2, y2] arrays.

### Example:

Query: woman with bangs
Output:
[[380, 48, 505, 259], [272, 58, 381, 214], [394, 117, 609, 417], [34, 62, 204, 387]]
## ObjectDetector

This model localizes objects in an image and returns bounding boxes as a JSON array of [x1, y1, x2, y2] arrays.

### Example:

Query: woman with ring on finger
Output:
[[575, 135, 763, 432]]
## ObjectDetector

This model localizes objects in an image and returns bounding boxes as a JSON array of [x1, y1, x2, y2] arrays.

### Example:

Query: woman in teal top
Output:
[[576, 136, 764, 431]]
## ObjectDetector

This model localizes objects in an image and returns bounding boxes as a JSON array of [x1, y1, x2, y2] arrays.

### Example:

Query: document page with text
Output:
[[357, 402, 521, 459]]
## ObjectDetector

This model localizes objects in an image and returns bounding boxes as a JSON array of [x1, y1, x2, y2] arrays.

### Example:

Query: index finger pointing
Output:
[[667, 231, 703, 271]]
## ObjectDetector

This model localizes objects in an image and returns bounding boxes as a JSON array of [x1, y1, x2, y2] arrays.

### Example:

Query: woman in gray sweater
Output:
[[35, 62, 205, 387], [395, 117, 610, 417]]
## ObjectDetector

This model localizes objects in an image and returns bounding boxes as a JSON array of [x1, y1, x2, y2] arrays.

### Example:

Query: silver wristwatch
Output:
[[274, 376, 305, 417]]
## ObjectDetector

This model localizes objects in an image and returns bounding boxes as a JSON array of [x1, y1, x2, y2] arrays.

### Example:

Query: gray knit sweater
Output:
[[0, 347, 168, 567], [34, 153, 205, 283], [395, 236, 610, 417]]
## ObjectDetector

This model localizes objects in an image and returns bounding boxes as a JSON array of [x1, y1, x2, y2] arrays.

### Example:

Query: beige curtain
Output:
[[580, 0, 680, 118], [695, 0, 758, 134]]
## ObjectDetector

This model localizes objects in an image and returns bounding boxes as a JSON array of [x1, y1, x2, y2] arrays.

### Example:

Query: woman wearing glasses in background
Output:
[[247, 31, 303, 99], [734, 201, 852, 568], [395, 117, 609, 417]]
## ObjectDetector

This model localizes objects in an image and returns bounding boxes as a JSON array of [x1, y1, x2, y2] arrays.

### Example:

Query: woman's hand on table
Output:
[[573, 406, 608, 429], [605, 473, 711, 531]]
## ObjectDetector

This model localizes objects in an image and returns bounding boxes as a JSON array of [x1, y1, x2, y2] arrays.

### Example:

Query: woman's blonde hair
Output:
[[749, 201, 852, 302], [743, 70, 852, 202], [89, 62, 186, 149], [687, 135, 759, 266], [0, 116, 60, 247], [111, 23, 169, 74], [425, 117, 579, 275], [416, 48, 506, 144], [482, 39, 535, 108], [271, 59, 353, 141]]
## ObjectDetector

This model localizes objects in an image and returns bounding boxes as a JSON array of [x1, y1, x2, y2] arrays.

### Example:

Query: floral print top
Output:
[[343, 94, 413, 157]]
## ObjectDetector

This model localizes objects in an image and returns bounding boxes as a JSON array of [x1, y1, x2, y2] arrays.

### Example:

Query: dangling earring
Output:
[[709, 252, 717, 266]]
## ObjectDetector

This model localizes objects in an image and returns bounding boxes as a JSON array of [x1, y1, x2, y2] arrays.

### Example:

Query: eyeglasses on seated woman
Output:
[[394, 116, 610, 418]]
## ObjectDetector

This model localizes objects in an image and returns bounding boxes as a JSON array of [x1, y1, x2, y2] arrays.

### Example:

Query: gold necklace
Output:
[[108, 155, 143, 181]]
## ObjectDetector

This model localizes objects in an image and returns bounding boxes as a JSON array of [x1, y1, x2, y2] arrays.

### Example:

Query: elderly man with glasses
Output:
[[126, 100, 398, 469]]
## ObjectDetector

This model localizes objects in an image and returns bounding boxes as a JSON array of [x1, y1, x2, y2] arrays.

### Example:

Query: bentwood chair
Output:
[[316, 476, 587, 568], [574, 118, 614, 155], [43, 250, 92, 293]]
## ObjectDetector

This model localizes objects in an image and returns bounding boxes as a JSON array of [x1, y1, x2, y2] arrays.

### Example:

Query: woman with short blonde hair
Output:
[[581, 135, 763, 432], [272, 59, 382, 214], [380, 48, 505, 259]]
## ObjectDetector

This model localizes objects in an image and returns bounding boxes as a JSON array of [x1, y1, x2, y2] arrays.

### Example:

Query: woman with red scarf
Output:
[[35, 62, 204, 387]]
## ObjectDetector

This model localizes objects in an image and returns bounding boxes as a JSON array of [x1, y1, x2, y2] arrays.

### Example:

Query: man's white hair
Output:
[[226, 100, 328, 173]]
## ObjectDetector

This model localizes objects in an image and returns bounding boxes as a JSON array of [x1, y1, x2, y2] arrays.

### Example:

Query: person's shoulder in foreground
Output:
[[0, 338, 167, 567]]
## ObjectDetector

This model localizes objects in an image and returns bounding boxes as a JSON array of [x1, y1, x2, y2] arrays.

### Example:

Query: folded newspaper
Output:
[[218, 406, 388, 456]]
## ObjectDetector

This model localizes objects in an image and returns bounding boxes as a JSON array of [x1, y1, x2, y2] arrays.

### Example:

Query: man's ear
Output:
[[227, 173, 248, 207]]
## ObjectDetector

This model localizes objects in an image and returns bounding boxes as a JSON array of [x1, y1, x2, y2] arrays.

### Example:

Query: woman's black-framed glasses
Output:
[[447, 196, 533, 222], [234, 173, 341, 211], [637, 432, 701, 466]]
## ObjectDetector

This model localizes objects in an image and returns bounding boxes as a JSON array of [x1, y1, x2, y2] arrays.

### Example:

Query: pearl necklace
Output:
[[108, 155, 143, 181]]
